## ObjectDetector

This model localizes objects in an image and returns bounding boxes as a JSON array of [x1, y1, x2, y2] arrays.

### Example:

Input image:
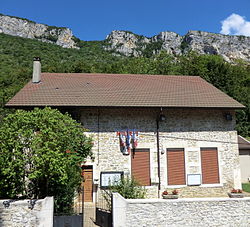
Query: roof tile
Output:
[[6, 73, 244, 108]]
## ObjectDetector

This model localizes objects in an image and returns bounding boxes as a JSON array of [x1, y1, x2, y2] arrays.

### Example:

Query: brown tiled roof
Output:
[[238, 136, 250, 150], [6, 73, 244, 108]]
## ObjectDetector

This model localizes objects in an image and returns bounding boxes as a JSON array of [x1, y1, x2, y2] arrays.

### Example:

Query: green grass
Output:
[[242, 183, 250, 193]]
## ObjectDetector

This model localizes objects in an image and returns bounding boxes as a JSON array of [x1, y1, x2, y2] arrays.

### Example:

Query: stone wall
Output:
[[80, 107, 240, 199], [0, 197, 53, 227], [112, 193, 250, 227]]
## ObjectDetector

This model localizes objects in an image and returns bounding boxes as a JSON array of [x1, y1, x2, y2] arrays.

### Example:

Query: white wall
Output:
[[0, 197, 54, 227], [112, 193, 250, 227], [239, 150, 250, 182]]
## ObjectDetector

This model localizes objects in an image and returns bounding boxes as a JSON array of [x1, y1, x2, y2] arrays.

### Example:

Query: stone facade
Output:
[[0, 197, 53, 227], [112, 193, 250, 227], [80, 107, 241, 200]]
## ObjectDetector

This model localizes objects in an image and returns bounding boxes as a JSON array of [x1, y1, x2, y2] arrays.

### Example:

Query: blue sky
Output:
[[1, 0, 250, 40]]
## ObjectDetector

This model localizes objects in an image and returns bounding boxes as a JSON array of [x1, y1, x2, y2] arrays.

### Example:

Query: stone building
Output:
[[6, 58, 245, 201]]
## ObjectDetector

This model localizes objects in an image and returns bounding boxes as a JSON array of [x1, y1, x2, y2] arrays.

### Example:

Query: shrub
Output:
[[109, 176, 146, 199]]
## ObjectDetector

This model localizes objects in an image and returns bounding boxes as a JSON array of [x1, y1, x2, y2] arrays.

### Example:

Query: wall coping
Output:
[[126, 196, 250, 204], [0, 197, 54, 206]]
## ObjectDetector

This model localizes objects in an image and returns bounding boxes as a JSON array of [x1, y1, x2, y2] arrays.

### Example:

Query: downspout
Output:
[[97, 108, 100, 166], [156, 119, 161, 198]]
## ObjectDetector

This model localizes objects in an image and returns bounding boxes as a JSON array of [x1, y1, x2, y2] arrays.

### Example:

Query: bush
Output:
[[242, 183, 250, 193], [109, 176, 146, 199]]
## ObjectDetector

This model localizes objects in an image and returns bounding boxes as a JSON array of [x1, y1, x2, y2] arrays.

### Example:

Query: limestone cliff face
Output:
[[105, 30, 250, 62], [0, 14, 78, 48], [183, 31, 250, 62], [105, 30, 150, 57], [105, 30, 182, 57], [2, 13, 250, 62]]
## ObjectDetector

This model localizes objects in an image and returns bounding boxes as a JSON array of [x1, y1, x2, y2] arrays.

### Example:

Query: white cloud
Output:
[[220, 13, 250, 36]]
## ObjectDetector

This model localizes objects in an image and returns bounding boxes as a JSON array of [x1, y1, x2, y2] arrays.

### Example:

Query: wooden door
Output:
[[131, 149, 151, 186], [82, 166, 93, 202]]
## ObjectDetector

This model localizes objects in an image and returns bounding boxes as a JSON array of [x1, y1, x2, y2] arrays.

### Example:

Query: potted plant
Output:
[[162, 190, 168, 199], [162, 190, 179, 199], [228, 189, 244, 198]]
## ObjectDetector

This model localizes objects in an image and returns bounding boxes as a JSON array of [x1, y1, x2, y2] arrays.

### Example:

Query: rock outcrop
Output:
[[105, 30, 250, 62], [105, 30, 150, 57], [0, 14, 78, 48], [183, 30, 250, 62], [1, 13, 250, 62]]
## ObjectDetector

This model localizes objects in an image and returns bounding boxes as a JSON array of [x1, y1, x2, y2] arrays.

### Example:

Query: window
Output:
[[200, 148, 220, 184], [167, 148, 186, 185], [131, 149, 151, 186]]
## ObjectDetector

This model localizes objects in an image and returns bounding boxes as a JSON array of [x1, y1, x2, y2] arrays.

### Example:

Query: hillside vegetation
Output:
[[0, 33, 249, 137]]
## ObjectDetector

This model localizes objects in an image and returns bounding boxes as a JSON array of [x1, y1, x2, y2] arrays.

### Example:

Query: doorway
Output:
[[82, 166, 93, 202]]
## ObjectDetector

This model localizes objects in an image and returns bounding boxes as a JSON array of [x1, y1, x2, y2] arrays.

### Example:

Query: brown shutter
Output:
[[131, 149, 151, 186], [167, 149, 186, 185], [201, 148, 220, 184]]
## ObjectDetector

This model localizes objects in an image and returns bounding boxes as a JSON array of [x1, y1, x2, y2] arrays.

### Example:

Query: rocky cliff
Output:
[[0, 14, 78, 48], [105, 30, 250, 62], [1, 13, 250, 62]]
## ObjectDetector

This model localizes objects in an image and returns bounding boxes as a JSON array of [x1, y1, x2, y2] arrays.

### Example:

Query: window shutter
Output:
[[201, 148, 220, 184], [167, 149, 186, 185], [131, 149, 151, 186]]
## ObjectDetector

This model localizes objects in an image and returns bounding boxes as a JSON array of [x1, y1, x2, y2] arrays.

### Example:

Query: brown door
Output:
[[82, 166, 93, 202], [131, 149, 151, 186]]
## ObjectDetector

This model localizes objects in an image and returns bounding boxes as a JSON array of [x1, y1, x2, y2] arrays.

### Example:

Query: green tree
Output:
[[0, 107, 93, 213]]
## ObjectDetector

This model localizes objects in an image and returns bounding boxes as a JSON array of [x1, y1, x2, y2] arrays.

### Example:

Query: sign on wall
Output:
[[187, 174, 201, 186], [100, 171, 124, 188]]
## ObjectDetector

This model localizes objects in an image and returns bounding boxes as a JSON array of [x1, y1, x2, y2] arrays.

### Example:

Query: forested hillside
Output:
[[0, 33, 249, 137]]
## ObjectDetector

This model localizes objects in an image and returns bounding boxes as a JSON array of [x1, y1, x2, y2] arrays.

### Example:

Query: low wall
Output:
[[112, 193, 250, 227], [0, 197, 53, 227]]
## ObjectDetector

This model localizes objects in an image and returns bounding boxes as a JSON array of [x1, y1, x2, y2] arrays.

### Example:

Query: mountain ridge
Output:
[[0, 13, 250, 63], [105, 30, 250, 62], [0, 14, 78, 49]]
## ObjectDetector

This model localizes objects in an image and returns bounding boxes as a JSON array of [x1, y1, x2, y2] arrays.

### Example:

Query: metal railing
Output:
[[95, 189, 112, 227], [96, 189, 112, 212]]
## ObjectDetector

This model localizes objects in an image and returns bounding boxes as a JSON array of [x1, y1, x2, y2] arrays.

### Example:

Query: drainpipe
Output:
[[97, 108, 100, 166], [156, 108, 166, 198], [156, 119, 161, 198]]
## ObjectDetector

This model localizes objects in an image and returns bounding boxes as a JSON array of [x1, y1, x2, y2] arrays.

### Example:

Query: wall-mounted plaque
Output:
[[187, 174, 201, 186], [100, 171, 124, 188]]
